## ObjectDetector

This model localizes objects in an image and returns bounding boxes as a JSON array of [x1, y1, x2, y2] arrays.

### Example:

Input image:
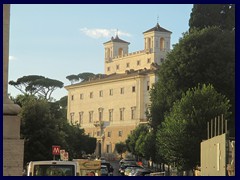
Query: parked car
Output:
[[101, 165, 109, 176], [119, 164, 142, 176], [119, 159, 137, 166], [124, 166, 143, 176], [101, 161, 114, 176], [132, 168, 153, 176], [128, 166, 145, 176]]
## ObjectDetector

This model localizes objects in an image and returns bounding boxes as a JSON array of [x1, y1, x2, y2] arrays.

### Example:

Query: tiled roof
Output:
[[143, 23, 172, 33], [65, 67, 158, 88], [103, 35, 130, 44]]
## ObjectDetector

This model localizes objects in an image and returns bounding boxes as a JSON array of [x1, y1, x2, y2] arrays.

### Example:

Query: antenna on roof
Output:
[[116, 29, 119, 37]]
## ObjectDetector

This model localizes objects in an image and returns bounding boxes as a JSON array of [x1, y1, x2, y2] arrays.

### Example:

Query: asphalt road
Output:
[[108, 160, 120, 176]]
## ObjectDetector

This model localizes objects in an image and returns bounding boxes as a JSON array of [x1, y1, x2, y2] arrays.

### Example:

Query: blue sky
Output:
[[8, 4, 193, 100]]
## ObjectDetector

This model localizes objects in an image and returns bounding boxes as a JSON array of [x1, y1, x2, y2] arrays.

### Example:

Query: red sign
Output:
[[52, 145, 60, 155]]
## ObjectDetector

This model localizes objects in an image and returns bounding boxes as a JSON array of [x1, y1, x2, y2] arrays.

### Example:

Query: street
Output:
[[108, 160, 120, 176]]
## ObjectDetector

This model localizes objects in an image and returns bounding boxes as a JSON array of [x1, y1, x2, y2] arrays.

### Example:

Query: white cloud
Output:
[[80, 28, 131, 39], [9, 56, 17, 60]]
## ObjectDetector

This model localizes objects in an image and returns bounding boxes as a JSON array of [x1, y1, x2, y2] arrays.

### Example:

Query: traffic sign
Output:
[[63, 152, 69, 161], [52, 145, 60, 155], [60, 149, 65, 160]]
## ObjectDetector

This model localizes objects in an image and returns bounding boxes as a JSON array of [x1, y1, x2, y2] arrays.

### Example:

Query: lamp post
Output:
[[93, 121, 105, 158]]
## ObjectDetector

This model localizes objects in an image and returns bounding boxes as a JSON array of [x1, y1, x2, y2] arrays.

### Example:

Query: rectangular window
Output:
[[70, 113, 74, 124], [120, 87, 124, 94], [107, 131, 111, 137], [99, 90, 103, 97], [109, 109, 113, 122], [120, 108, 124, 121], [132, 86, 136, 92], [147, 81, 150, 91], [107, 67, 110, 71], [71, 95, 74, 101], [99, 111, 103, 121], [79, 112, 83, 124], [116, 65, 119, 70], [147, 58, 151, 63], [118, 131, 123, 137], [80, 93, 84, 100], [97, 131, 100, 137], [106, 144, 111, 153], [126, 63, 130, 68], [137, 60, 141, 66], [131, 107, 136, 120], [90, 92, 93, 98], [89, 111, 93, 123], [109, 89, 113, 96]]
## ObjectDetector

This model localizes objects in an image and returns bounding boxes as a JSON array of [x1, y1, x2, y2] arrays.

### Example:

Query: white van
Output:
[[26, 160, 78, 176]]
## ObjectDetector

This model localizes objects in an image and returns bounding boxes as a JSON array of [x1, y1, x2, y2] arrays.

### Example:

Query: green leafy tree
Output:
[[189, 4, 235, 31], [66, 75, 80, 84], [20, 96, 63, 164], [78, 72, 95, 82], [134, 130, 156, 162], [142, 131, 156, 161], [150, 27, 235, 135], [80, 136, 97, 155], [125, 124, 149, 159], [9, 75, 44, 95], [58, 96, 67, 108], [30, 78, 63, 100], [156, 84, 231, 171], [115, 142, 127, 159], [18, 94, 96, 164], [9, 75, 64, 101]]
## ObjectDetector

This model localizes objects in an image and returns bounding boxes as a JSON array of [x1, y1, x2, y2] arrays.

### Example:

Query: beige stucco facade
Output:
[[65, 23, 172, 157]]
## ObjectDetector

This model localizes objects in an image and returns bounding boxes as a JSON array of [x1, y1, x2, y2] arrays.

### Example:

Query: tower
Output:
[[143, 23, 172, 64], [103, 35, 130, 63]]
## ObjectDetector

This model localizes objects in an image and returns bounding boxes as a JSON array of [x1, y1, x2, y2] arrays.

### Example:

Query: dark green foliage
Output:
[[9, 75, 45, 95], [58, 96, 68, 109], [189, 4, 235, 31], [115, 142, 127, 158], [66, 75, 80, 84], [125, 125, 149, 157], [9, 75, 64, 101], [150, 27, 235, 134], [78, 72, 95, 82], [66, 72, 105, 84], [19, 95, 96, 165], [156, 84, 231, 170]]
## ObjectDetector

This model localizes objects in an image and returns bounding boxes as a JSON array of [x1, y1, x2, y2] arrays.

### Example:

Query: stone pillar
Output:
[[3, 4, 24, 176]]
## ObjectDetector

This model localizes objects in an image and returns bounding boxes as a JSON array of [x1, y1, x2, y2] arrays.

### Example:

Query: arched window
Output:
[[160, 38, 165, 51], [106, 48, 110, 59], [118, 48, 123, 57], [147, 37, 151, 49]]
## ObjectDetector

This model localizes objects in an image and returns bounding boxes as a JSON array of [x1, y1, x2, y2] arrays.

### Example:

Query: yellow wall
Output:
[[65, 24, 171, 156]]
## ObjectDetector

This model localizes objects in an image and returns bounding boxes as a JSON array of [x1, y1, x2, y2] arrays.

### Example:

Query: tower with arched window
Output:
[[103, 35, 130, 63], [143, 23, 172, 64], [66, 23, 173, 158]]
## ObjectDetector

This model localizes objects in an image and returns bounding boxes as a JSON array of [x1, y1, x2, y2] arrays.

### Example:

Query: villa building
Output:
[[65, 23, 172, 158]]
